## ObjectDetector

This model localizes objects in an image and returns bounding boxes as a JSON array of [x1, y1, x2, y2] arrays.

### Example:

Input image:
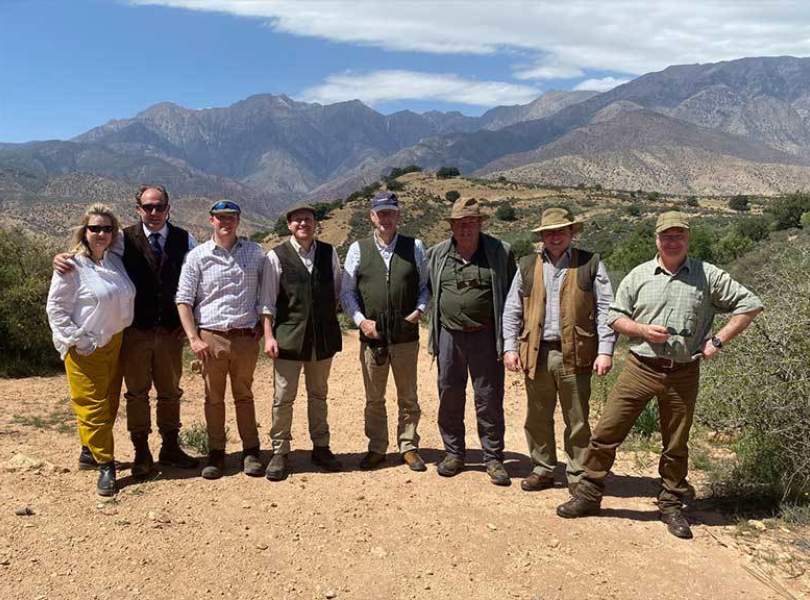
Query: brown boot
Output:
[[131, 433, 154, 479]]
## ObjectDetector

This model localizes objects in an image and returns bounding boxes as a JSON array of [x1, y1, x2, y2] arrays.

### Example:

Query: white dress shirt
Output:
[[46, 252, 136, 360], [261, 238, 343, 318]]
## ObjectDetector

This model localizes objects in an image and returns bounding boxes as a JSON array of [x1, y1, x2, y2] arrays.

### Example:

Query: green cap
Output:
[[655, 211, 690, 234], [285, 204, 317, 221]]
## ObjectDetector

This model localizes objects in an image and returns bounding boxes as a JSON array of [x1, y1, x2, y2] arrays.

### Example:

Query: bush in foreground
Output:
[[697, 229, 810, 503], [0, 228, 63, 377]]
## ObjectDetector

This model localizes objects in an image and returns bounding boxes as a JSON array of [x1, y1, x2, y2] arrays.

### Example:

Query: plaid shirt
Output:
[[608, 256, 763, 362], [175, 238, 266, 331]]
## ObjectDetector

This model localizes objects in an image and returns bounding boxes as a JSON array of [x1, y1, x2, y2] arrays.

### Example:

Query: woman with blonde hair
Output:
[[46, 203, 136, 496]]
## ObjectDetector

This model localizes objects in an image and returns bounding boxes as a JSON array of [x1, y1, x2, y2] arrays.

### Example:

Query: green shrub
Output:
[[273, 216, 289, 236], [445, 190, 460, 203], [728, 195, 750, 212], [495, 204, 517, 221], [384, 178, 405, 191], [387, 165, 422, 179], [510, 238, 535, 259], [0, 228, 63, 377], [632, 401, 660, 438], [179, 421, 226, 456], [686, 196, 699, 207], [734, 215, 770, 242], [249, 230, 269, 243], [766, 191, 810, 230], [697, 230, 810, 502], [801, 211, 810, 228], [436, 166, 460, 179], [646, 191, 661, 203]]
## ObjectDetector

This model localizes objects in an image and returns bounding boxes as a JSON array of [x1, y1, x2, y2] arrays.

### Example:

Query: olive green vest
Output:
[[356, 235, 420, 345], [518, 248, 600, 378], [273, 240, 342, 361]]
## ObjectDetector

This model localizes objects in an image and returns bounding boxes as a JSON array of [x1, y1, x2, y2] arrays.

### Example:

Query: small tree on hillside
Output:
[[729, 195, 750, 212], [686, 196, 699, 207], [445, 190, 460, 203], [436, 166, 460, 179], [495, 204, 517, 221]]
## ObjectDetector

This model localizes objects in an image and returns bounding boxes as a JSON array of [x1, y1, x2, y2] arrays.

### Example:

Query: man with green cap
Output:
[[427, 197, 517, 486], [502, 207, 615, 495], [261, 203, 344, 481], [557, 211, 763, 539]]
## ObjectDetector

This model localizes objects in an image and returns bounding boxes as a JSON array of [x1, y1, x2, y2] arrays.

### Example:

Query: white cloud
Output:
[[300, 70, 541, 107], [574, 77, 631, 92], [129, 1, 810, 79]]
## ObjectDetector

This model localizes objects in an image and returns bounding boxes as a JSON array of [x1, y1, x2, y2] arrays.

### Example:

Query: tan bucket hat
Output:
[[532, 207, 583, 234], [445, 197, 489, 222], [655, 211, 690, 234]]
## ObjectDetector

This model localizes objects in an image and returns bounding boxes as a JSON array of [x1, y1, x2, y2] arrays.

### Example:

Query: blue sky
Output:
[[3, 0, 810, 142]]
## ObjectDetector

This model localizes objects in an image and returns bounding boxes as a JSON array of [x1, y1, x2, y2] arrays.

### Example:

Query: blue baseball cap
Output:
[[371, 191, 400, 212], [209, 199, 241, 215]]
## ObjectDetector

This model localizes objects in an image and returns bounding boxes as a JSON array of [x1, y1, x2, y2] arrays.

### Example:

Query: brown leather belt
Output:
[[202, 327, 255, 337], [631, 352, 693, 372]]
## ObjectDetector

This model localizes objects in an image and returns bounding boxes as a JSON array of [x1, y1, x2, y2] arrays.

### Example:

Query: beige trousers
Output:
[[200, 330, 260, 451], [360, 341, 421, 454], [270, 356, 333, 455]]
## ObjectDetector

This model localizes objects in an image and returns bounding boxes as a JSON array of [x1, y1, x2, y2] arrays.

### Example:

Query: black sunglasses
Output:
[[139, 203, 168, 214], [666, 326, 692, 337], [87, 225, 114, 233]]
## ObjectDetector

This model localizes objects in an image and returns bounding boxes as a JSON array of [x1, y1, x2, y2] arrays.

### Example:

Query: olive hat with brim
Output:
[[531, 207, 583, 234], [285, 203, 317, 221], [655, 211, 690, 234]]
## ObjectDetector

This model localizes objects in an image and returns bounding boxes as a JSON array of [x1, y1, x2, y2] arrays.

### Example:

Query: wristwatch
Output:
[[711, 336, 723, 349]]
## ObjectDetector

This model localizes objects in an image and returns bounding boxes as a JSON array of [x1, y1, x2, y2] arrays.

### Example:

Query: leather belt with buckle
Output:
[[631, 352, 691, 372], [202, 327, 255, 337]]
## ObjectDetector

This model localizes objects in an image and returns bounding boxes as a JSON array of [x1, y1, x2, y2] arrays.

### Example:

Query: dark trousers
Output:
[[437, 326, 505, 462], [578, 353, 700, 512]]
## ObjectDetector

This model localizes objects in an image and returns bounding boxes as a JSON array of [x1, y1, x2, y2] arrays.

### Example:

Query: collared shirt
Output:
[[261, 237, 342, 317], [608, 256, 763, 362], [340, 232, 430, 326], [438, 241, 494, 330], [109, 224, 197, 255], [175, 238, 266, 330], [502, 248, 616, 354], [46, 252, 136, 360]]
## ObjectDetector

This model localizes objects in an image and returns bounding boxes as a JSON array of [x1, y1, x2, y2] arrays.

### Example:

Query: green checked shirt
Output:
[[607, 256, 763, 363]]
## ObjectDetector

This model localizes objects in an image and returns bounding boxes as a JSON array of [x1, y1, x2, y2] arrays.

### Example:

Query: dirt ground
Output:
[[1, 333, 807, 600]]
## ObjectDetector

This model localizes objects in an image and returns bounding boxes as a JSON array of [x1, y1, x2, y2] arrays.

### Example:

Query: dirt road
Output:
[[0, 333, 805, 600]]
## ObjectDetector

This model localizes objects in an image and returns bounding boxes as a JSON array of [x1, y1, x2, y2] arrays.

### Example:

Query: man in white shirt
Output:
[[261, 204, 343, 481]]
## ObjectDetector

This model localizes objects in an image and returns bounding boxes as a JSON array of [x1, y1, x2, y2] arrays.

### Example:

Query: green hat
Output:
[[285, 203, 317, 221], [445, 197, 489, 222], [532, 207, 583, 234], [656, 211, 690, 234]]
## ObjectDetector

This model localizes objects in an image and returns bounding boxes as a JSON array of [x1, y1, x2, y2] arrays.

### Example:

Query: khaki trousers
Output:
[[200, 330, 260, 451], [524, 346, 592, 483], [578, 354, 700, 512], [270, 356, 333, 455], [65, 332, 124, 463], [360, 340, 421, 454], [120, 326, 184, 436]]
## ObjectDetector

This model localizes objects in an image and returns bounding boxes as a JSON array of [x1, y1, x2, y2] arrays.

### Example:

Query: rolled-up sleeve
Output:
[[594, 260, 617, 354], [175, 251, 200, 306], [708, 265, 764, 314], [415, 239, 430, 313], [339, 242, 365, 326], [502, 269, 525, 354], [260, 250, 282, 317]]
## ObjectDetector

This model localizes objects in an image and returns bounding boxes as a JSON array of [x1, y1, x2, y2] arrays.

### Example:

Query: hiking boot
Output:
[[436, 454, 465, 477], [201, 449, 226, 480], [485, 459, 511, 486], [311, 446, 342, 472], [78, 446, 97, 471], [265, 453, 289, 481], [96, 462, 117, 497], [359, 451, 386, 471], [242, 447, 263, 477], [158, 430, 198, 469], [130, 433, 154, 479], [660, 510, 693, 539], [521, 472, 555, 492], [402, 450, 427, 472], [556, 495, 601, 518]]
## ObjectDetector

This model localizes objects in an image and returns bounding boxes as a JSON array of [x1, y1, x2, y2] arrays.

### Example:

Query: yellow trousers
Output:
[[64, 332, 124, 464]]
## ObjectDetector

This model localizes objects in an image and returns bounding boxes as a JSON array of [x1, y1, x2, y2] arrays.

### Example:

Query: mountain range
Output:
[[3, 56, 810, 217]]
